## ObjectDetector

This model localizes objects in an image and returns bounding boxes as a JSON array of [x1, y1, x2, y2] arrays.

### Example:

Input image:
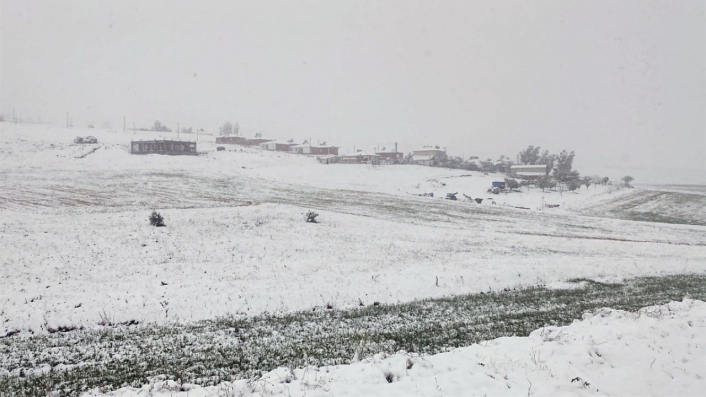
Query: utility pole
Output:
[[133, 122, 136, 135], [177, 123, 180, 140], [66, 112, 69, 128], [123, 117, 126, 133]]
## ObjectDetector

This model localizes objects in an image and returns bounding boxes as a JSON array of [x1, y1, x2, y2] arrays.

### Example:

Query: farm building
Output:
[[510, 164, 548, 179], [290, 144, 339, 155], [245, 138, 271, 146], [375, 151, 404, 163], [340, 150, 380, 164], [130, 140, 197, 155], [495, 159, 515, 173], [215, 136, 247, 145], [215, 136, 272, 146], [317, 155, 339, 164], [260, 141, 295, 151], [412, 148, 447, 166]]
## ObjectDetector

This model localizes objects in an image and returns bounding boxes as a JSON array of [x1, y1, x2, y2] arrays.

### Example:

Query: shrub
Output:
[[306, 211, 319, 223], [504, 178, 520, 190], [149, 211, 166, 227], [567, 179, 581, 191], [622, 175, 634, 187]]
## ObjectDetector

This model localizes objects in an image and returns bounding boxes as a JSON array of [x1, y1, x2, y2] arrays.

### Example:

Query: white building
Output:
[[412, 148, 447, 166], [510, 164, 548, 179]]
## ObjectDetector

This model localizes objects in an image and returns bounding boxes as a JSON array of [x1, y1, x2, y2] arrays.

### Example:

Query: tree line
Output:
[[516, 145, 633, 192]]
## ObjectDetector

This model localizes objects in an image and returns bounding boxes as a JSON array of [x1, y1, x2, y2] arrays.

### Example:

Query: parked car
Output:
[[216, 146, 226, 151]]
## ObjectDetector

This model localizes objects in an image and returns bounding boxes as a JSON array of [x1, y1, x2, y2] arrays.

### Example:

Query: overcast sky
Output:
[[1, 1, 704, 183]]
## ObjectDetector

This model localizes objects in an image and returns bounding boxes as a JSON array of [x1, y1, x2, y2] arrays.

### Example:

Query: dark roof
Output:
[[131, 139, 195, 144]]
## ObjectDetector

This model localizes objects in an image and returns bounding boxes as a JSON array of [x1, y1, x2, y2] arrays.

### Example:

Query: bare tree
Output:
[[220, 121, 233, 136], [519, 145, 541, 165], [553, 150, 576, 182], [538, 150, 556, 175]]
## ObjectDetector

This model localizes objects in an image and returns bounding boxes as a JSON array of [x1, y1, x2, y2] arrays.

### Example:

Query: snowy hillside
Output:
[[0, 123, 631, 212], [1, 123, 705, 396], [1, 123, 705, 336]]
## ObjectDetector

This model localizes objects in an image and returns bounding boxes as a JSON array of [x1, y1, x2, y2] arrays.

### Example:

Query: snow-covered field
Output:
[[1, 123, 705, 396], [1, 123, 705, 336], [581, 188, 706, 226], [89, 299, 706, 397]]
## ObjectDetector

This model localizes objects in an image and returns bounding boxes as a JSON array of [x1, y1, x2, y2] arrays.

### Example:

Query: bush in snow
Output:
[[622, 175, 634, 188], [306, 211, 319, 223], [504, 178, 520, 190], [567, 179, 581, 191], [73, 136, 98, 144], [149, 211, 166, 227]]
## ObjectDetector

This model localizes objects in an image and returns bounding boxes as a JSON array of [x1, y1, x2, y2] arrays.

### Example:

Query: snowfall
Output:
[[2, 123, 706, 395], [87, 299, 706, 397]]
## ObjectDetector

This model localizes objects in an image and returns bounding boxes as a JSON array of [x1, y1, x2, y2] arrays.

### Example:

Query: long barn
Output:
[[130, 140, 197, 155]]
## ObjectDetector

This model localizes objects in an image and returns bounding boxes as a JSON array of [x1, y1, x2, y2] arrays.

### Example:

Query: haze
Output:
[[2, 0, 704, 184]]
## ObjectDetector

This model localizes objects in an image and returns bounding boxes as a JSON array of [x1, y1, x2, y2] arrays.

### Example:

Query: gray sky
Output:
[[2, 0, 704, 183]]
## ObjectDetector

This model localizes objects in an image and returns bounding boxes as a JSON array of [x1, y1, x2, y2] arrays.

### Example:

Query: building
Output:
[[510, 164, 548, 179], [215, 136, 247, 145], [215, 136, 271, 146], [290, 144, 339, 155], [412, 148, 447, 166], [245, 138, 271, 146], [495, 159, 515, 173], [375, 151, 404, 163], [340, 150, 380, 164], [317, 155, 339, 164], [130, 140, 197, 155], [260, 140, 294, 151]]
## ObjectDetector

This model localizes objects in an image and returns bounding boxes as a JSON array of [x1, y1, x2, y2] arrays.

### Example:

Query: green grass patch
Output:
[[1, 274, 705, 396]]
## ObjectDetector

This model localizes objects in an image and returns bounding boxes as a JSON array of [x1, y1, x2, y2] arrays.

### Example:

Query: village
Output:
[[123, 124, 621, 203]]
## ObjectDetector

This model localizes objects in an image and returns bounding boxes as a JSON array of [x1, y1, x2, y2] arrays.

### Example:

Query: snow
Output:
[[1, 122, 705, 336], [0, 122, 630, 213], [85, 299, 706, 397]]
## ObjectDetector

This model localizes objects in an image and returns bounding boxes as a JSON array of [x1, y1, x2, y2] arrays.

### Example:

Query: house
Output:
[[510, 164, 547, 179], [245, 138, 271, 146], [412, 148, 447, 166], [317, 155, 339, 164], [260, 140, 294, 152], [468, 158, 494, 171], [215, 136, 247, 145], [290, 144, 339, 155], [130, 140, 197, 155], [375, 151, 404, 163], [340, 150, 380, 164], [495, 159, 515, 173]]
